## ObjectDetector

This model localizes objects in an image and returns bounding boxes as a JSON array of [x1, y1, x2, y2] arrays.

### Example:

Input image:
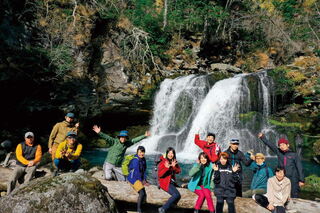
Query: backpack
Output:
[[152, 154, 163, 188], [121, 154, 137, 176]]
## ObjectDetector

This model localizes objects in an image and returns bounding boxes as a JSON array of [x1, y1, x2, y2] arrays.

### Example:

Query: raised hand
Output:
[[164, 161, 170, 168], [213, 163, 219, 171], [232, 163, 240, 172], [92, 125, 101, 134], [171, 159, 177, 167], [258, 132, 264, 138], [75, 122, 80, 128], [250, 153, 255, 160], [145, 131, 151, 137]]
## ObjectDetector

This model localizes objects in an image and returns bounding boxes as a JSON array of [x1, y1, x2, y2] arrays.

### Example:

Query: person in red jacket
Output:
[[195, 132, 221, 163], [158, 147, 181, 213]]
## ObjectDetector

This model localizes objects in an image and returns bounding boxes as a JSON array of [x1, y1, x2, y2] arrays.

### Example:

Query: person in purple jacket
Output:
[[127, 146, 149, 213]]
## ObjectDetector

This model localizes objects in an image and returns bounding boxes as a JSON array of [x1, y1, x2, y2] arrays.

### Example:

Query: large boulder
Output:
[[0, 173, 118, 213], [99, 179, 320, 213]]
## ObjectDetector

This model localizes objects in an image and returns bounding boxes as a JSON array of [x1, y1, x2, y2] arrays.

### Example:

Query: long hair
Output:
[[198, 152, 210, 166], [165, 147, 176, 162]]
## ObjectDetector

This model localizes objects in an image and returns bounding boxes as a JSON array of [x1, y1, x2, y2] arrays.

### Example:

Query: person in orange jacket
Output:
[[7, 132, 42, 194]]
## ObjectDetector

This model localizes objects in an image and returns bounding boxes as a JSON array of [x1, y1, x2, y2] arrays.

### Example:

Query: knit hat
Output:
[[278, 138, 289, 146]]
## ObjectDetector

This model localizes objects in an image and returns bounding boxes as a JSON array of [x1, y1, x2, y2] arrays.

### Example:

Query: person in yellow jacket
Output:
[[48, 112, 79, 161], [7, 132, 42, 194], [54, 131, 82, 174]]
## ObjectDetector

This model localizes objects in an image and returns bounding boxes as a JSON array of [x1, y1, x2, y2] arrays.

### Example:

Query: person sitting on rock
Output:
[[243, 153, 274, 198], [92, 125, 150, 181], [127, 146, 149, 213], [54, 131, 82, 174], [188, 152, 215, 213], [258, 133, 304, 198], [48, 112, 79, 162], [7, 132, 42, 194], [194, 132, 221, 163], [158, 147, 181, 213], [213, 152, 240, 213], [224, 138, 255, 197], [253, 167, 291, 213]]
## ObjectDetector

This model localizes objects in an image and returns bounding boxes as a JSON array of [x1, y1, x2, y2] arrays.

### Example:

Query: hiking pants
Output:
[[194, 185, 215, 212], [216, 196, 236, 213], [7, 165, 36, 194], [254, 194, 286, 213], [54, 158, 80, 171], [137, 188, 146, 212], [103, 161, 125, 181], [162, 183, 181, 211]]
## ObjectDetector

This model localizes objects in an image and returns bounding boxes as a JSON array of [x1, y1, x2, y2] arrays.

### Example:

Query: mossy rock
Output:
[[0, 173, 118, 213]]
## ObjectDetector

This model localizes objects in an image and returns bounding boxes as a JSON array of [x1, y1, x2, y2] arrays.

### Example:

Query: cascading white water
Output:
[[128, 74, 210, 153], [129, 71, 279, 159]]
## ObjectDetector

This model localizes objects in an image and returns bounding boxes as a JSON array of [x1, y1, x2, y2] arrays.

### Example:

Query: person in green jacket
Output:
[[92, 125, 150, 181], [188, 152, 215, 213]]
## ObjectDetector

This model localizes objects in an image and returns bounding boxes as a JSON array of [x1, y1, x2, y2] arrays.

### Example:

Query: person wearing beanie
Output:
[[54, 131, 82, 174], [92, 125, 150, 181], [194, 132, 221, 163], [48, 112, 79, 162], [224, 138, 255, 197], [243, 153, 274, 198], [7, 132, 42, 194], [258, 133, 305, 198]]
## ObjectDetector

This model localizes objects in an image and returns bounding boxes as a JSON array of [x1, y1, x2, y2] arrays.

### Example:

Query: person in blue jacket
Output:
[[243, 153, 274, 198], [188, 152, 215, 213], [127, 146, 148, 213]]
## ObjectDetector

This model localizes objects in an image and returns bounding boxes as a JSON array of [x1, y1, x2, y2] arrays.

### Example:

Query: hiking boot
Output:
[[158, 207, 165, 213], [194, 210, 199, 213]]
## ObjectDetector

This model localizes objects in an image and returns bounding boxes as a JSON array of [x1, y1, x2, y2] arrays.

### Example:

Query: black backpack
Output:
[[152, 154, 162, 189]]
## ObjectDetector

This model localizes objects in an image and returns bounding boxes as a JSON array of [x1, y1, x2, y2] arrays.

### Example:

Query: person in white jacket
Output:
[[253, 167, 291, 213]]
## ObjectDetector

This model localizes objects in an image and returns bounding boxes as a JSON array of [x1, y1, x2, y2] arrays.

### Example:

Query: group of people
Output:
[[7, 112, 82, 194], [4, 112, 305, 213]]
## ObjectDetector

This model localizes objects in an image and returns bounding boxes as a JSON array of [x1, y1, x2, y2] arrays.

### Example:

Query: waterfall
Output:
[[129, 71, 279, 159]]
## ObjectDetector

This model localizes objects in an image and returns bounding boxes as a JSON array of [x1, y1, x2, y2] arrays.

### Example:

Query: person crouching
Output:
[[54, 131, 82, 174]]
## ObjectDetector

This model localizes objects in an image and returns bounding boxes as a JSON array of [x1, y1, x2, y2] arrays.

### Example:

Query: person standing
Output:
[[7, 132, 42, 194], [48, 112, 79, 161], [224, 138, 255, 197], [213, 152, 240, 213], [127, 146, 148, 213], [54, 131, 82, 173], [194, 132, 221, 163], [158, 147, 181, 213], [93, 125, 150, 181], [258, 133, 304, 198], [254, 167, 291, 213], [188, 152, 215, 213]]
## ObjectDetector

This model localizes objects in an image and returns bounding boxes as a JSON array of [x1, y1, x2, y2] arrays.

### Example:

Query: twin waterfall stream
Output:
[[129, 71, 280, 160]]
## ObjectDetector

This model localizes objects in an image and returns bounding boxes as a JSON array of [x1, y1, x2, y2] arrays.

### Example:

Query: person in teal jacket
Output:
[[243, 153, 274, 198], [188, 152, 215, 213], [92, 125, 150, 181]]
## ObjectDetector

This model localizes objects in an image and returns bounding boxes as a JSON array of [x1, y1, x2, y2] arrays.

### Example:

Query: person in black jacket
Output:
[[258, 133, 305, 198], [224, 138, 255, 197], [213, 152, 240, 213]]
